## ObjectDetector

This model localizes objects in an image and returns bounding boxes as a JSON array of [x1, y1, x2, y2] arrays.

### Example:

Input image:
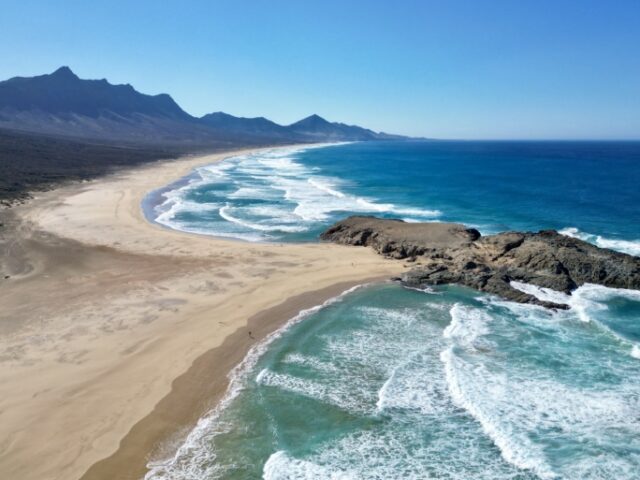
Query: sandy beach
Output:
[[0, 146, 405, 480]]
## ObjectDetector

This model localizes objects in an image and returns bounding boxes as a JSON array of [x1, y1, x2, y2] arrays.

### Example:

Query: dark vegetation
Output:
[[0, 128, 195, 203]]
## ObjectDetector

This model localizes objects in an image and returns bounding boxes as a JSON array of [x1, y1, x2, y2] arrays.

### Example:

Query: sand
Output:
[[0, 147, 405, 480]]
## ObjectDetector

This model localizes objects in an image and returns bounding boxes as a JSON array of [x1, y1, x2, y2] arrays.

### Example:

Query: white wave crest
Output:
[[443, 304, 491, 348], [375, 357, 443, 415], [148, 143, 442, 240], [307, 177, 346, 198], [263, 451, 356, 480], [218, 205, 308, 233], [559, 227, 640, 256], [440, 347, 559, 479], [510, 281, 572, 305]]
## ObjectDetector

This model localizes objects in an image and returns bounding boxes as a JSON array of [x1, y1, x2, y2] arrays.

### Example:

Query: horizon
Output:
[[1, 1, 639, 140]]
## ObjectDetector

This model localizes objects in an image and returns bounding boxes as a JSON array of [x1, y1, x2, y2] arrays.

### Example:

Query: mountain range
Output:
[[0, 67, 406, 146]]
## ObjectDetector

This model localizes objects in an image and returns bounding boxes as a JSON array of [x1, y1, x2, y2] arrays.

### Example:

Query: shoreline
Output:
[[82, 279, 385, 480], [0, 144, 405, 480]]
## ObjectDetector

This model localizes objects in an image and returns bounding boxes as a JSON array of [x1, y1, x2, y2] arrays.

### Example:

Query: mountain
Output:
[[199, 112, 297, 140], [0, 66, 190, 119], [287, 114, 403, 141], [0, 67, 233, 146], [0, 67, 409, 146]]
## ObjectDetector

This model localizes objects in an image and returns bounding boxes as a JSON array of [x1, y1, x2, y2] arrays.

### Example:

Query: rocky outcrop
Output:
[[320, 216, 481, 259], [321, 216, 640, 309]]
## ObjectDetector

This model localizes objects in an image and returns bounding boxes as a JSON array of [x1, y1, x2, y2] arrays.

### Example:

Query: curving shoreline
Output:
[[0, 146, 404, 480]]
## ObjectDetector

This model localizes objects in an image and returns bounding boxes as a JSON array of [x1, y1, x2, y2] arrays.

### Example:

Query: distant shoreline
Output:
[[0, 145, 403, 480]]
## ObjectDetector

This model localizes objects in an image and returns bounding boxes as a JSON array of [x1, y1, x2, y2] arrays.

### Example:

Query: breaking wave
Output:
[[149, 144, 441, 241], [559, 227, 640, 256]]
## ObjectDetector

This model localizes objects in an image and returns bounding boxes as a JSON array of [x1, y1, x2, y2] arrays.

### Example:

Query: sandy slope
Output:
[[0, 147, 404, 480]]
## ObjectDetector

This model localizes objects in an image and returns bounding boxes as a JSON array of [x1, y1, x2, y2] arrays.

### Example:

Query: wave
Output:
[[375, 355, 443, 415], [144, 284, 367, 480], [442, 340, 640, 479], [281, 352, 339, 374], [148, 143, 443, 240], [263, 451, 355, 480], [440, 346, 559, 479], [307, 177, 346, 198], [559, 227, 640, 256], [510, 281, 572, 306], [510, 281, 640, 359], [256, 368, 365, 413], [443, 304, 492, 348], [440, 301, 640, 479], [218, 205, 308, 233]]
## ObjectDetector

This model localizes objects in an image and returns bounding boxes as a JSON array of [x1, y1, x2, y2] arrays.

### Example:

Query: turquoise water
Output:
[[147, 283, 640, 479], [145, 142, 640, 479]]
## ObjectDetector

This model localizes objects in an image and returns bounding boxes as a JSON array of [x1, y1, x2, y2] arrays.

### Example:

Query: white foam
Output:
[[307, 177, 346, 198], [443, 304, 491, 348], [510, 281, 572, 305], [149, 142, 443, 240], [375, 357, 442, 415], [402, 285, 441, 295], [560, 227, 640, 257], [510, 281, 640, 326], [566, 283, 640, 329], [264, 424, 525, 480], [282, 352, 338, 373], [218, 205, 308, 233], [440, 347, 558, 479], [263, 451, 356, 480], [228, 186, 279, 199], [443, 296, 640, 480], [145, 284, 367, 480], [257, 369, 366, 412], [631, 345, 640, 359]]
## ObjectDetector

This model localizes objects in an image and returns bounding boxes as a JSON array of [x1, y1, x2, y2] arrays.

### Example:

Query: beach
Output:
[[0, 147, 404, 480]]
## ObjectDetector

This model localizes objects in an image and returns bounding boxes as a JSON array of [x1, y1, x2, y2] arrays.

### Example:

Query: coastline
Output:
[[82, 279, 384, 480], [0, 145, 405, 480]]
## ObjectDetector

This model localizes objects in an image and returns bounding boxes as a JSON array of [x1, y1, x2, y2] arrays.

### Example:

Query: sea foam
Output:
[[149, 144, 442, 241], [559, 227, 640, 256]]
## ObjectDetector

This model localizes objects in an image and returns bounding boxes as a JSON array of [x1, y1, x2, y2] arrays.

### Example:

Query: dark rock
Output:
[[322, 216, 640, 309]]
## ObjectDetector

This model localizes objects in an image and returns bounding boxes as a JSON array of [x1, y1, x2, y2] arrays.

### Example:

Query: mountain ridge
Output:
[[0, 67, 410, 146]]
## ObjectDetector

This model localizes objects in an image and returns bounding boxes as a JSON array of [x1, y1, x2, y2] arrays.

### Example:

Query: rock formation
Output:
[[321, 216, 640, 309]]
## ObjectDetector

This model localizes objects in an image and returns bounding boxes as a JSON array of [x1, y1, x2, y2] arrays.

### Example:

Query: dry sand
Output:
[[0, 147, 405, 480]]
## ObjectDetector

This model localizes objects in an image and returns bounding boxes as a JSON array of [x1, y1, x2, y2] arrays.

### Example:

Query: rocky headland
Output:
[[321, 216, 640, 309]]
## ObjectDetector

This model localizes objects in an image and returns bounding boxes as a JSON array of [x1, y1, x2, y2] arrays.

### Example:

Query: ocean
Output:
[[145, 141, 640, 479]]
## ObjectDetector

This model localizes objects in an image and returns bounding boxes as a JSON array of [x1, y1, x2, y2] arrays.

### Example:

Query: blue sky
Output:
[[1, 0, 639, 139]]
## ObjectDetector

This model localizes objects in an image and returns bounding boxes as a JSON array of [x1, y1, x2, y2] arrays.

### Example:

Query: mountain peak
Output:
[[302, 113, 328, 122], [290, 114, 331, 128], [51, 66, 78, 79]]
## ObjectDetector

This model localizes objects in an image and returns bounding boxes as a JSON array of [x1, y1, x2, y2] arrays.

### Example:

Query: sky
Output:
[[1, 0, 639, 139]]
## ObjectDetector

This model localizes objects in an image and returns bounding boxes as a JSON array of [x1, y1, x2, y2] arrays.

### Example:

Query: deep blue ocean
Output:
[[146, 142, 640, 479]]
